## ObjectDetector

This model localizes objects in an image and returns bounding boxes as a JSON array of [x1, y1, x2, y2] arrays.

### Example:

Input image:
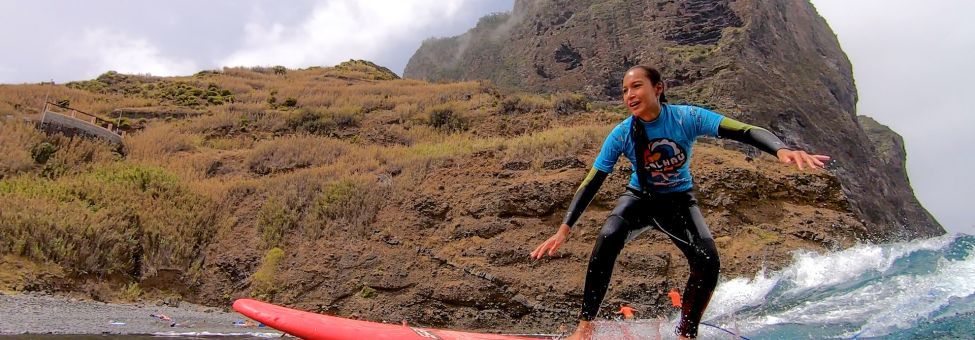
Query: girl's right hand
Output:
[[530, 224, 571, 260]]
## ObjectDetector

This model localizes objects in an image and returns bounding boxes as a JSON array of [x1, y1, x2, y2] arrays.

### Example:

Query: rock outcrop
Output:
[[856, 115, 939, 230], [405, 0, 943, 238]]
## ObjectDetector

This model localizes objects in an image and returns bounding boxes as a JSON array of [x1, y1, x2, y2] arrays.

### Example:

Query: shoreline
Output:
[[0, 291, 281, 337]]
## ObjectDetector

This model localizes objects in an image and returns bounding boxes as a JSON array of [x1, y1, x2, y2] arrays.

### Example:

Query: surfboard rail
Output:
[[233, 299, 552, 340]]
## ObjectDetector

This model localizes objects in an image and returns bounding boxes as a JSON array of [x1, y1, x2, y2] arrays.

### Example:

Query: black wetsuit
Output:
[[561, 105, 789, 338]]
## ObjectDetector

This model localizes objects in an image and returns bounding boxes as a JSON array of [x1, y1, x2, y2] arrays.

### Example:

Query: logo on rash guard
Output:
[[642, 138, 686, 186]]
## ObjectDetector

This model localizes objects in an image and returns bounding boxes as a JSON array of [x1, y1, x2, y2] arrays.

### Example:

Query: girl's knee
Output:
[[598, 214, 629, 239], [690, 240, 720, 276]]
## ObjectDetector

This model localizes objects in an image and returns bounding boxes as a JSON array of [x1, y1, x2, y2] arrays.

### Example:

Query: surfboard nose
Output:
[[232, 298, 261, 316]]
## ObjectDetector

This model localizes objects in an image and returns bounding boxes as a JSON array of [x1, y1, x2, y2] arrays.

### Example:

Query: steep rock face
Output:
[[405, 0, 942, 238], [857, 116, 905, 171], [857, 115, 939, 230]]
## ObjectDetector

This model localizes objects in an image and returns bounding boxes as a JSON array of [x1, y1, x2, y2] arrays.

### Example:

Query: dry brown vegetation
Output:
[[0, 60, 612, 300], [0, 61, 863, 332]]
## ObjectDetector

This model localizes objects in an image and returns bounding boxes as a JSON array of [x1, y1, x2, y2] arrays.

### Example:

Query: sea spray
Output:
[[589, 234, 975, 339]]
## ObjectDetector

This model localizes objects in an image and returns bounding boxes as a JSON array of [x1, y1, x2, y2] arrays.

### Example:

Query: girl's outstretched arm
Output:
[[718, 117, 830, 170], [530, 167, 608, 259]]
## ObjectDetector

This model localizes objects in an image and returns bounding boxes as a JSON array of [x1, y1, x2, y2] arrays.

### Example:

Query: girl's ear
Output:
[[654, 81, 665, 100]]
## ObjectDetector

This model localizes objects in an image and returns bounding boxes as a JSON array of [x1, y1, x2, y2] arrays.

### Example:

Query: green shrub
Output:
[[498, 94, 551, 115], [0, 162, 213, 278], [359, 286, 376, 299], [499, 96, 522, 115], [332, 60, 399, 80], [246, 135, 350, 175], [0, 121, 44, 178], [119, 282, 143, 301], [194, 70, 221, 77], [258, 199, 297, 248], [31, 142, 57, 164], [283, 97, 298, 108], [310, 178, 384, 238], [665, 45, 714, 64], [553, 93, 588, 115], [30, 135, 120, 179], [251, 247, 285, 300], [284, 108, 361, 134], [503, 125, 609, 162], [313, 180, 358, 221], [427, 104, 467, 132]]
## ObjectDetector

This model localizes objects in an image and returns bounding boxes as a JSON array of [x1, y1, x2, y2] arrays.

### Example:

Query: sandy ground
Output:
[[0, 292, 281, 337]]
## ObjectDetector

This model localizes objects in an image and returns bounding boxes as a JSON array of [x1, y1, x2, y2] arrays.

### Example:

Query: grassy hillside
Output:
[[0, 60, 598, 294], [0, 61, 865, 332]]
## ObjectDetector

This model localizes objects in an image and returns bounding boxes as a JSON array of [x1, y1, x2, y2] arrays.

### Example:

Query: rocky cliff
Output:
[[856, 115, 938, 226], [405, 0, 943, 238], [1, 62, 874, 333]]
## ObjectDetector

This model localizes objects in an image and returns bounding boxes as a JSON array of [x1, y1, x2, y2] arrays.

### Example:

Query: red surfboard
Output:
[[233, 299, 554, 340]]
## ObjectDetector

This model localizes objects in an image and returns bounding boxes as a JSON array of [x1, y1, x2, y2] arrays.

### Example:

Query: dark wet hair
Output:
[[626, 65, 667, 103]]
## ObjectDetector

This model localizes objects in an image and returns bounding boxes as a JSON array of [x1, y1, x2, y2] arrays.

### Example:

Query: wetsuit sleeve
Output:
[[718, 117, 791, 155], [562, 123, 621, 228], [562, 167, 609, 228]]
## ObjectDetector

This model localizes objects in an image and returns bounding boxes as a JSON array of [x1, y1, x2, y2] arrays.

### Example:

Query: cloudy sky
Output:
[[811, 0, 974, 235], [1, 1, 971, 234], [0, 0, 514, 82]]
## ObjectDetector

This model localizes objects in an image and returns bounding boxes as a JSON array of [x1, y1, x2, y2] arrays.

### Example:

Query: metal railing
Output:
[[40, 102, 125, 144], [41, 102, 125, 137]]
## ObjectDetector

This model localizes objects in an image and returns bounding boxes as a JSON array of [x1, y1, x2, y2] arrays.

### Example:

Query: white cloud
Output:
[[220, 0, 463, 69], [59, 28, 198, 78]]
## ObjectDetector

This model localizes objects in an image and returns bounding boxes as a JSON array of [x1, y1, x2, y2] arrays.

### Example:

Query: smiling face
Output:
[[622, 67, 665, 118]]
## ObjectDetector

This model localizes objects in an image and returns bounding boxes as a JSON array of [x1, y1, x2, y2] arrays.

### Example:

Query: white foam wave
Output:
[[705, 269, 779, 319], [703, 234, 975, 337], [852, 249, 975, 337], [782, 234, 955, 293]]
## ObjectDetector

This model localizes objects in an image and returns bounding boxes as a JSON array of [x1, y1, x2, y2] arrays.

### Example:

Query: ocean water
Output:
[[597, 233, 975, 339]]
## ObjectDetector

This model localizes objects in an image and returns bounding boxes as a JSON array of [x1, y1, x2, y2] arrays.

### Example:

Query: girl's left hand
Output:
[[777, 149, 830, 170]]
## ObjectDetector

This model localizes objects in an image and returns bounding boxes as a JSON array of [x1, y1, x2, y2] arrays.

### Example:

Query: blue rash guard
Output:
[[593, 104, 724, 193]]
